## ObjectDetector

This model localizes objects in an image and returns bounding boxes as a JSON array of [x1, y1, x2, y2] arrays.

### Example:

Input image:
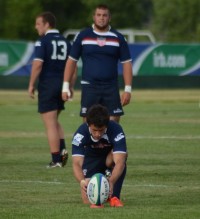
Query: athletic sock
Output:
[[59, 139, 66, 152], [52, 151, 61, 163], [112, 164, 127, 199]]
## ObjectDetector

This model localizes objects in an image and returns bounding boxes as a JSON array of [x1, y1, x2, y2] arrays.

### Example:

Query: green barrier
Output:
[[133, 44, 200, 76], [0, 40, 34, 76]]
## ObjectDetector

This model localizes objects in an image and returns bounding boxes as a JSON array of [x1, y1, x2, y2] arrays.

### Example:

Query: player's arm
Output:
[[69, 64, 78, 99], [72, 155, 85, 183], [62, 58, 77, 101], [72, 155, 90, 203], [28, 60, 43, 98], [121, 61, 133, 106], [108, 153, 127, 196]]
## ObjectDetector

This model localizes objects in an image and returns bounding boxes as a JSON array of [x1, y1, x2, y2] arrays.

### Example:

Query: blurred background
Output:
[[1, 0, 200, 42], [0, 0, 200, 88]]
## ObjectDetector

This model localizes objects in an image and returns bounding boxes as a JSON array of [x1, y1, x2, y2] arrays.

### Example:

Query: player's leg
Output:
[[110, 115, 120, 123], [41, 110, 62, 165], [38, 78, 66, 167], [55, 80, 68, 166], [112, 164, 126, 199], [57, 111, 68, 167], [57, 111, 66, 149], [101, 83, 124, 123], [57, 110, 65, 148], [58, 122, 65, 151], [80, 84, 101, 122], [105, 151, 126, 207]]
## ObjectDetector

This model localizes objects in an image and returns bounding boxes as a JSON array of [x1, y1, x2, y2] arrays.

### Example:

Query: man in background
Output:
[[28, 11, 73, 168], [62, 4, 133, 123]]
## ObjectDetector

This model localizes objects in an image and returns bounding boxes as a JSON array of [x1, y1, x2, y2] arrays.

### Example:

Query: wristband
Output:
[[124, 85, 132, 93], [62, 81, 71, 97], [62, 81, 69, 92]]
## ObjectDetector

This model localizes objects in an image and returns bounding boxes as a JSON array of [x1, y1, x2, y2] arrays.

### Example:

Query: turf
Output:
[[0, 89, 200, 219]]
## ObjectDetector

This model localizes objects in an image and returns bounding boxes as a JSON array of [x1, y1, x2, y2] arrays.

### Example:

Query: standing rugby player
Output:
[[28, 12, 72, 168], [62, 4, 133, 123]]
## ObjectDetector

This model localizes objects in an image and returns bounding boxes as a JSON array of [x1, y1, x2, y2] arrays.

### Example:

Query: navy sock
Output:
[[112, 164, 127, 199], [52, 152, 61, 163], [60, 139, 66, 152]]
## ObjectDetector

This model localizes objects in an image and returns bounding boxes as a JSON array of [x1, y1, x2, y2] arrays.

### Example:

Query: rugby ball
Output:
[[87, 173, 110, 205]]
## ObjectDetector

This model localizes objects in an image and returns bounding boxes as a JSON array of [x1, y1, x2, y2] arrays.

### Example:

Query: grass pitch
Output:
[[0, 89, 200, 219]]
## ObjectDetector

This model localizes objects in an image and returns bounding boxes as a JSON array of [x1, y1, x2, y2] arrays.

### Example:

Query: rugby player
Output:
[[71, 104, 127, 207], [28, 12, 72, 168], [62, 4, 133, 123]]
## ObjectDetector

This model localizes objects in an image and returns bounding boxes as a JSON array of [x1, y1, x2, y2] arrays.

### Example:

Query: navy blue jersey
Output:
[[34, 29, 71, 80], [72, 121, 127, 158], [69, 26, 132, 84]]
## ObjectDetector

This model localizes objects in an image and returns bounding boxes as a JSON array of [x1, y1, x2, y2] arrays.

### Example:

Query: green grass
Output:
[[0, 89, 200, 219]]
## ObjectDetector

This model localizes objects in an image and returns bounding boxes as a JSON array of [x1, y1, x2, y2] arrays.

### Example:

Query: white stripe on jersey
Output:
[[34, 58, 44, 62], [121, 59, 132, 63], [82, 40, 119, 47], [113, 151, 127, 154], [69, 56, 79, 62], [72, 154, 84, 157]]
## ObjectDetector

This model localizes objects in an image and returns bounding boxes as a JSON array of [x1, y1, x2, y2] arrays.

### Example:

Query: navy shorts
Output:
[[82, 155, 108, 178], [38, 78, 64, 113], [80, 83, 124, 117]]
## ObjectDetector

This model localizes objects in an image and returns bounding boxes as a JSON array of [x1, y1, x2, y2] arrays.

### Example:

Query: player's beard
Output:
[[94, 23, 109, 31]]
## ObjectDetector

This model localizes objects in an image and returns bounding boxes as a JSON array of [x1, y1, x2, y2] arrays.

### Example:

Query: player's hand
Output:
[[80, 179, 87, 191], [121, 91, 131, 106], [28, 85, 35, 99], [62, 81, 71, 101], [62, 92, 70, 101], [80, 179, 90, 204], [69, 87, 74, 99], [80, 179, 90, 191]]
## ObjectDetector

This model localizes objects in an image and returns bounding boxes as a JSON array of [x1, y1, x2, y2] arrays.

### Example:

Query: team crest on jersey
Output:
[[35, 41, 41, 47], [81, 107, 87, 114], [97, 37, 106, 47], [114, 133, 125, 142], [72, 133, 84, 146], [83, 169, 87, 176], [113, 108, 123, 114]]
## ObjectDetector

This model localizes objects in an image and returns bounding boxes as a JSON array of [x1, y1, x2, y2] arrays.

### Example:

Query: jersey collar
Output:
[[92, 24, 111, 35], [45, 29, 59, 35]]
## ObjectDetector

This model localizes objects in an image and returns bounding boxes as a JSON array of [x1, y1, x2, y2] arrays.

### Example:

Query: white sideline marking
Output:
[[0, 131, 200, 139], [124, 184, 174, 188], [124, 184, 200, 189], [0, 180, 172, 188], [0, 180, 199, 189], [126, 135, 200, 140], [0, 180, 65, 185]]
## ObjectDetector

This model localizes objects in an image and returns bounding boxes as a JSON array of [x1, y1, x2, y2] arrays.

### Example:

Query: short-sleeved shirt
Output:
[[69, 25, 132, 84], [72, 121, 127, 158], [34, 29, 71, 81], [34, 29, 71, 112]]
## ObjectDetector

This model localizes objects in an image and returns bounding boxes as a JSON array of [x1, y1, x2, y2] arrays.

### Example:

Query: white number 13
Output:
[[51, 40, 67, 60]]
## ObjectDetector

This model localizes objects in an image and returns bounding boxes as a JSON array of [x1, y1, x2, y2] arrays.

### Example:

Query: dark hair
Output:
[[94, 4, 111, 15], [37, 11, 56, 28], [86, 104, 109, 128]]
